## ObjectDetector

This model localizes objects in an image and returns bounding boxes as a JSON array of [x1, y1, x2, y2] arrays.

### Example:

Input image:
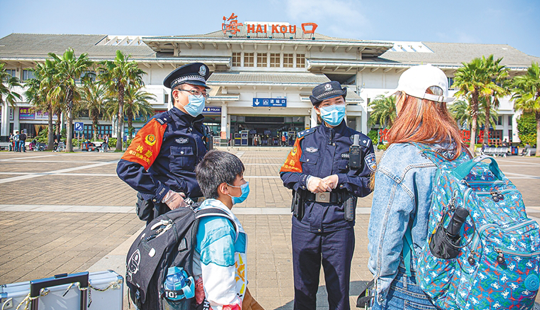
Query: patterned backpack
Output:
[[407, 144, 540, 309]]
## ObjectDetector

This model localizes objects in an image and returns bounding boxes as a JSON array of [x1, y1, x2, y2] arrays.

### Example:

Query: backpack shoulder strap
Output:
[[195, 207, 239, 241], [403, 225, 414, 277]]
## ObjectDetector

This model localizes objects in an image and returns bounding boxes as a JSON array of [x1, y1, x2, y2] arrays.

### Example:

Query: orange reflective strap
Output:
[[121, 119, 166, 170], [280, 137, 303, 173]]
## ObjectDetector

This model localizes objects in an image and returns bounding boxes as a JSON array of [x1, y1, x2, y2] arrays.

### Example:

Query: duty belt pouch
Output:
[[291, 190, 305, 220], [343, 193, 357, 222], [136, 192, 154, 222]]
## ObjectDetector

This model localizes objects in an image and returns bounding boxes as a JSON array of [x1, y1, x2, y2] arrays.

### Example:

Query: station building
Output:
[[1, 15, 539, 145]]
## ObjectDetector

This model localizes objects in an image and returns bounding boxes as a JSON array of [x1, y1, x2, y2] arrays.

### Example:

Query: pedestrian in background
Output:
[[367, 65, 470, 309], [281, 81, 375, 310], [13, 130, 19, 152], [117, 63, 211, 224], [19, 130, 27, 152]]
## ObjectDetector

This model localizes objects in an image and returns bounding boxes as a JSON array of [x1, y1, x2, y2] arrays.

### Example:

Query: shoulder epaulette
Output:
[[153, 111, 173, 125], [297, 128, 316, 139]]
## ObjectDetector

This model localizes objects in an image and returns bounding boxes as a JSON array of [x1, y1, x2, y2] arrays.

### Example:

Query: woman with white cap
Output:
[[367, 65, 470, 309]]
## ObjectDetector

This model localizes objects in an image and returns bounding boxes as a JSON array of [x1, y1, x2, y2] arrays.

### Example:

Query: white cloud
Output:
[[283, 0, 371, 38]]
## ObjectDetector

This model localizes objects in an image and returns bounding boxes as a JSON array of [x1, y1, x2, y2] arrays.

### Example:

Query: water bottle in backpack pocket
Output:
[[162, 266, 195, 310]]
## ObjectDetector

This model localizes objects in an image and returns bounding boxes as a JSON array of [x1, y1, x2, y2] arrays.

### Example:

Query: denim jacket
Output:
[[367, 142, 468, 303]]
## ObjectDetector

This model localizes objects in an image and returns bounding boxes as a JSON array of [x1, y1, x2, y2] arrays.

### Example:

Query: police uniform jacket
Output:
[[280, 121, 376, 233], [117, 106, 207, 203]]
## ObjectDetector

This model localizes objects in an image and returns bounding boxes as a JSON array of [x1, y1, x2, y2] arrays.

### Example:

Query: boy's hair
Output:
[[195, 150, 245, 199]]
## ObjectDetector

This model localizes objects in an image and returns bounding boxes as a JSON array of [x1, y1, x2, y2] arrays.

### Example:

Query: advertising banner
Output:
[[19, 108, 35, 120]]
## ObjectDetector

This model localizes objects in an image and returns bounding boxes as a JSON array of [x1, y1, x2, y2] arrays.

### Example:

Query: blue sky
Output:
[[1, 0, 539, 57]]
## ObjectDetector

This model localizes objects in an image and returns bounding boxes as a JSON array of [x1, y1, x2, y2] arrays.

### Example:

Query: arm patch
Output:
[[121, 119, 167, 170], [280, 137, 304, 173]]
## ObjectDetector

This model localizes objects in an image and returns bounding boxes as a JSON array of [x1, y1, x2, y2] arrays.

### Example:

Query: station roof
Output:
[[0, 33, 538, 73]]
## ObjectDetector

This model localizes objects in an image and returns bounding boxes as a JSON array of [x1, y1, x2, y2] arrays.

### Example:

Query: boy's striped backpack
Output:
[[408, 145, 540, 309]]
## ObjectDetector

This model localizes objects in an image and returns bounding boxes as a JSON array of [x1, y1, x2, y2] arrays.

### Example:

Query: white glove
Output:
[[307, 176, 331, 193], [162, 190, 187, 210], [322, 175, 339, 190]]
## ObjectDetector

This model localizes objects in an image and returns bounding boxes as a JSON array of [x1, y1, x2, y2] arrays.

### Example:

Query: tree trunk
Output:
[[469, 91, 479, 155], [536, 111, 540, 154], [47, 104, 54, 150], [483, 100, 491, 144], [92, 111, 98, 142], [128, 109, 133, 140], [66, 89, 74, 152], [116, 84, 124, 151], [56, 110, 61, 137]]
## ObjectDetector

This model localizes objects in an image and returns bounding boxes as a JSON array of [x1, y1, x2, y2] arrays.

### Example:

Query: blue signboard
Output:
[[253, 98, 287, 107], [202, 107, 222, 114], [74, 122, 84, 132]]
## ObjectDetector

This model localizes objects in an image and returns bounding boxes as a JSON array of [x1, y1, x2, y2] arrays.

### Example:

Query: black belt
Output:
[[303, 191, 346, 204]]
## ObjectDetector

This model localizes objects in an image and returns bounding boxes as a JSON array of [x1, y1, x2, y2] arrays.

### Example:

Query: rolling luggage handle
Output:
[[29, 272, 89, 310]]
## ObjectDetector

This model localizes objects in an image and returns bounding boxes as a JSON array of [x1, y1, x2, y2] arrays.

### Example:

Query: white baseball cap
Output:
[[387, 64, 454, 103]]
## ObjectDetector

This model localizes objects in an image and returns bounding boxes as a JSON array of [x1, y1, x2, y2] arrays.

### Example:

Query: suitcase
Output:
[[0, 270, 123, 310]]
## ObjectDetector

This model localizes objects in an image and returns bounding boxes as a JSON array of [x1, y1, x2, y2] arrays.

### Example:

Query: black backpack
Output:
[[126, 206, 237, 310]]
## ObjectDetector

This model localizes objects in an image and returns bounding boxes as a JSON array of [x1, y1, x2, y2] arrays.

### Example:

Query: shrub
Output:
[[377, 144, 387, 151], [517, 113, 537, 146]]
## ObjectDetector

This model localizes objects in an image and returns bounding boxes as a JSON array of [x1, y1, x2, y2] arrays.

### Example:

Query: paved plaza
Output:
[[0, 149, 539, 309]]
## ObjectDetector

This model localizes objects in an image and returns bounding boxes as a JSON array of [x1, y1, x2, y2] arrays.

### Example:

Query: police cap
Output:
[[309, 81, 347, 106], [163, 62, 211, 89]]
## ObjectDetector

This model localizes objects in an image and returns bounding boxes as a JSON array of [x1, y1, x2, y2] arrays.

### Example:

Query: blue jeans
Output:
[[371, 268, 436, 310]]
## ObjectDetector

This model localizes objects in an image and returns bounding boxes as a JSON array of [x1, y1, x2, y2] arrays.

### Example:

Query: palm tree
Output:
[[450, 99, 498, 136], [0, 63, 22, 131], [99, 50, 145, 150], [124, 85, 156, 139], [368, 95, 397, 128], [512, 62, 540, 149], [453, 56, 496, 153], [49, 48, 93, 152], [80, 78, 107, 141], [25, 60, 58, 150], [481, 55, 509, 144]]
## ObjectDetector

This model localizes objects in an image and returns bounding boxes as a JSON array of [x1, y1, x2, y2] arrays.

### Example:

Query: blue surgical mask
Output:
[[228, 182, 250, 205], [184, 95, 205, 117], [319, 104, 346, 126]]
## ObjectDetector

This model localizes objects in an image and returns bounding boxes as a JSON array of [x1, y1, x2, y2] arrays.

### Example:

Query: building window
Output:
[[232, 52, 241, 67], [164, 94, 169, 104], [6, 69, 16, 78], [22, 69, 35, 81], [283, 53, 293, 68], [296, 54, 305, 68], [244, 52, 254, 67], [497, 116, 503, 126], [257, 53, 267, 67], [448, 77, 454, 89], [508, 115, 512, 126], [270, 53, 280, 67]]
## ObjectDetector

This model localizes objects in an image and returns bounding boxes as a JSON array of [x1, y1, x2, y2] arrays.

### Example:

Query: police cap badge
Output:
[[163, 62, 211, 89], [309, 81, 347, 106]]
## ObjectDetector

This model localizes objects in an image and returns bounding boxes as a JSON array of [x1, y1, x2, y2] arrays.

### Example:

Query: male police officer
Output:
[[280, 81, 376, 310], [117, 62, 211, 224]]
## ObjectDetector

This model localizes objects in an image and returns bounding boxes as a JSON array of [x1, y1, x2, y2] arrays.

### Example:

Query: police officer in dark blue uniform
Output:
[[280, 81, 376, 310], [117, 62, 211, 224]]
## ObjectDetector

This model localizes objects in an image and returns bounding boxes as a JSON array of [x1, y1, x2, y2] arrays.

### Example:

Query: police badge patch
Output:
[[325, 83, 333, 91], [176, 138, 189, 144], [199, 65, 207, 76], [145, 134, 156, 146], [365, 153, 377, 172], [306, 147, 318, 153]]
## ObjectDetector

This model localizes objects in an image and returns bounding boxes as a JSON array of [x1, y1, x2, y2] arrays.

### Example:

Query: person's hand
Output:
[[162, 190, 187, 210], [307, 176, 332, 193], [322, 175, 339, 190]]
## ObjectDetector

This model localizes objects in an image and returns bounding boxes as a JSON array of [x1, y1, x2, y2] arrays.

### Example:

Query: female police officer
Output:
[[280, 81, 375, 310]]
